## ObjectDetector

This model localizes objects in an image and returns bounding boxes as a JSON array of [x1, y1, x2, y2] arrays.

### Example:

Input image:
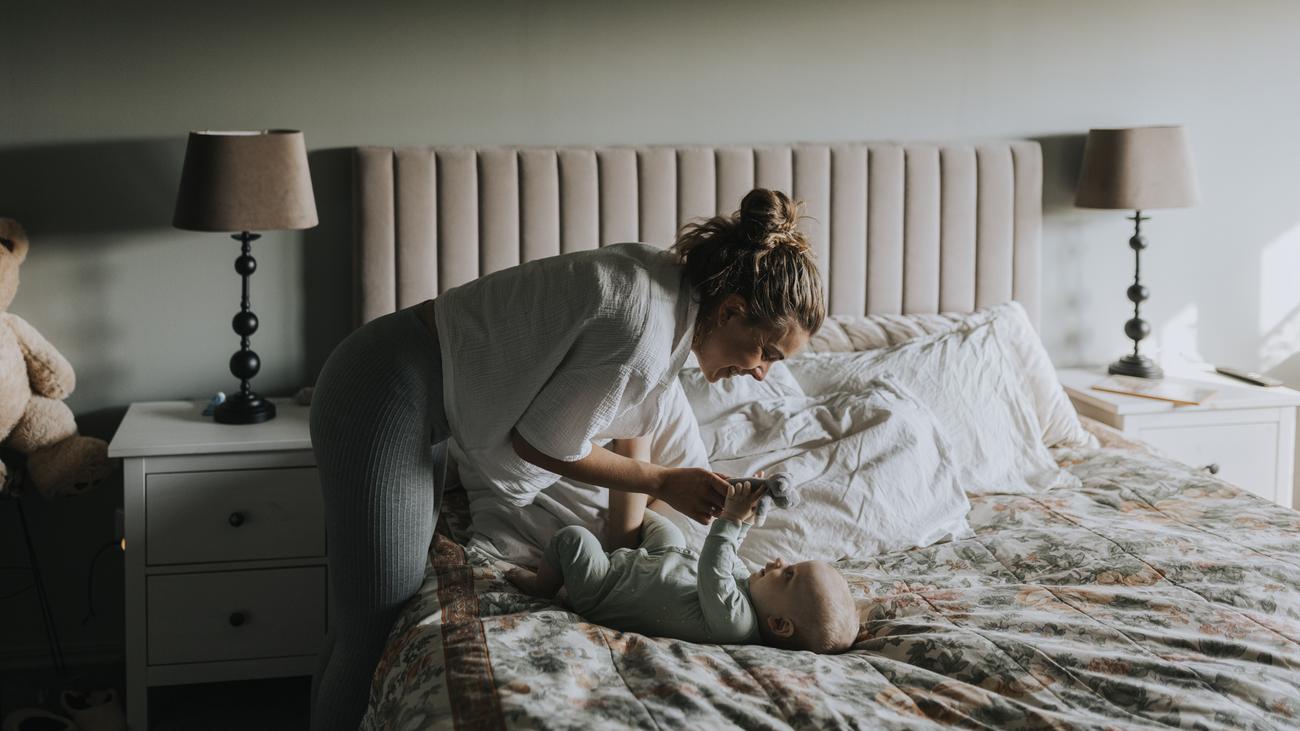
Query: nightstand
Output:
[[108, 400, 324, 731], [1058, 367, 1300, 508]]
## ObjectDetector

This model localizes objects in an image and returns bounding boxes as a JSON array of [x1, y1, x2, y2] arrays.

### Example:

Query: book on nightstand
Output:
[[1090, 375, 1217, 406]]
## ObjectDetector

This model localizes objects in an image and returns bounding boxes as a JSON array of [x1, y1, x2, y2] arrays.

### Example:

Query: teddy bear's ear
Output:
[[0, 218, 30, 264]]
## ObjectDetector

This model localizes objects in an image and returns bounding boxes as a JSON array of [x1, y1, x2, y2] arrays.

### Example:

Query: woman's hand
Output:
[[655, 468, 730, 524]]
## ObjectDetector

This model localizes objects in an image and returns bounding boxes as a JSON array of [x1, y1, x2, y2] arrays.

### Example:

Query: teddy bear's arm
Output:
[[6, 314, 76, 399]]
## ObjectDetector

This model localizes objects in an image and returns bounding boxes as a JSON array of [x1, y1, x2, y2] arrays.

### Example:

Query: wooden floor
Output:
[[0, 663, 309, 730]]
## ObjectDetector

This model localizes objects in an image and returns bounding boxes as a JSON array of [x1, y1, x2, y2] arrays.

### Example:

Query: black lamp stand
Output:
[[1108, 210, 1163, 380], [214, 231, 276, 424]]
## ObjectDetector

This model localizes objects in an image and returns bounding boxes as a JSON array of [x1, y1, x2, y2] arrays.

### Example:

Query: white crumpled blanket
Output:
[[466, 374, 971, 570]]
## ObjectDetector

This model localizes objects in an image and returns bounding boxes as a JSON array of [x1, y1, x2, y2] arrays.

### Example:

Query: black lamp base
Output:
[[214, 392, 277, 424], [216, 231, 277, 425], [1108, 354, 1163, 380]]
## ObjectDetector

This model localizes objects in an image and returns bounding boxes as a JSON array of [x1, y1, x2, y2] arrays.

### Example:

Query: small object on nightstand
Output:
[[1091, 375, 1216, 406], [201, 391, 226, 417], [1214, 367, 1283, 388]]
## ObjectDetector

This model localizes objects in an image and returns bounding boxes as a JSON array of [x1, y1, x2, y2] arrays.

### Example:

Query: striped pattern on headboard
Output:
[[353, 141, 1042, 327]]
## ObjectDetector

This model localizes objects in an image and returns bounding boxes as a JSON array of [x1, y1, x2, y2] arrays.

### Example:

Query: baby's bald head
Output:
[[748, 558, 858, 653]]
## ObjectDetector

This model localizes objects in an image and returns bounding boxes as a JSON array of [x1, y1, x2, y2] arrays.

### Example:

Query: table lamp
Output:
[[1075, 125, 1199, 379], [172, 130, 317, 423]]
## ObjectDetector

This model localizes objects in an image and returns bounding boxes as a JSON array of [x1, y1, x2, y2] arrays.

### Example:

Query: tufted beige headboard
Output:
[[353, 141, 1042, 327]]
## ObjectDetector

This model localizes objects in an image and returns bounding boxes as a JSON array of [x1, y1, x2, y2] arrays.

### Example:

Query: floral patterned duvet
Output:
[[362, 447, 1300, 730]]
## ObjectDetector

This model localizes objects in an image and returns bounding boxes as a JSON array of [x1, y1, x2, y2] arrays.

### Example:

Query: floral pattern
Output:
[[363, 447, 1300, 730]]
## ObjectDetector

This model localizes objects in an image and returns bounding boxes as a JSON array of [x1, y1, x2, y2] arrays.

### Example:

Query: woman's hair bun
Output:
[[738, 188, 803, 251], [671, 186, 825, 339]]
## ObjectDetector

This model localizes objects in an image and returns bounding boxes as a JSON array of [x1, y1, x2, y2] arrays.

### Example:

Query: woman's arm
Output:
[[511, 429, 660, 493], [511, 429, 728, 524]]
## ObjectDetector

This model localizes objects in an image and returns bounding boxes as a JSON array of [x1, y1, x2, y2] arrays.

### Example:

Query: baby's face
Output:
[[749, 557, 792, 586], [748, 558, 842, 617]]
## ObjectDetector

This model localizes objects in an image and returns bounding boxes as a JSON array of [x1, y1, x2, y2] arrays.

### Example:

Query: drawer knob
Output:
[[228, 611, 247, 627], [1203, 463, 1221, 475], [228, 512, 246, 527]]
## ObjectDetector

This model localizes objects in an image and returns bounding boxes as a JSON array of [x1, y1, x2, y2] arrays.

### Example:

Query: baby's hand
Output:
[[722, 479, 767, 523]]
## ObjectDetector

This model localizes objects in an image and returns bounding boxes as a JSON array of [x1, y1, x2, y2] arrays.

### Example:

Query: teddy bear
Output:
[[0, 219, 111, 498]]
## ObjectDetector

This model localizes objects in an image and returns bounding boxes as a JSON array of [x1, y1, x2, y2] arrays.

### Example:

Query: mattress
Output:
[[361, 446, 1300, 730]]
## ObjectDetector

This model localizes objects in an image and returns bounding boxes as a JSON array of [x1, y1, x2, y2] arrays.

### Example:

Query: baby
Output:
[[507, 480, 858, 653]]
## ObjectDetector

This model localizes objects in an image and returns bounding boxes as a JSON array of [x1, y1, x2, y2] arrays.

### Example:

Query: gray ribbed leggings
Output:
[[308, 306, 449, 731]]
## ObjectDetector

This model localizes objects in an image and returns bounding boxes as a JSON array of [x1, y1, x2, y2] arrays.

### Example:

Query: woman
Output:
[[308, 188, 824, 729]]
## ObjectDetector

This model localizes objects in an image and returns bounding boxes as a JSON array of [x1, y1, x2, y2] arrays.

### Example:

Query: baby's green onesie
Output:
[[542, 511, 760, 644]]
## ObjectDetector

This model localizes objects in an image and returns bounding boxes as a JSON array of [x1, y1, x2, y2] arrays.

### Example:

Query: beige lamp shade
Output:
[[173, 130, 318, 232], [1074, 126, 1200, 210]]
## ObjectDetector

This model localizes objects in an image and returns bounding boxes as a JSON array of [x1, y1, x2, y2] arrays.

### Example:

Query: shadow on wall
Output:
[[1033, 134, 1086, 214], [0, 142, 171, 665], [0, 138, 185, 428], [301, 148, 355, 386], [0, 139, 358, 399], [0, 138, 183, 237]]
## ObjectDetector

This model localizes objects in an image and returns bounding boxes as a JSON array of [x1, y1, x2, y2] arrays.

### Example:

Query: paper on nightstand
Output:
[[1091, 375, 1217, 406]]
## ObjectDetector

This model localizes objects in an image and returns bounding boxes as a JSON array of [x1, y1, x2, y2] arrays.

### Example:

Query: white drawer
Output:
[[147, 567, 326, 665], [146, 467, 324, 565], [1134, 420, 1278, 502]]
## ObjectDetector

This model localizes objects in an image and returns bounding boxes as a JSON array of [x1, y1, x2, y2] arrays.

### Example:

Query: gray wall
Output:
[[3, 0, 1299, 661]]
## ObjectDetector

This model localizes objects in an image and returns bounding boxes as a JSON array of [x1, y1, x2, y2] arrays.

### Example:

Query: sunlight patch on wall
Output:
[[1158, 302, 1203, 372], [1259, 221, 1300, 371]]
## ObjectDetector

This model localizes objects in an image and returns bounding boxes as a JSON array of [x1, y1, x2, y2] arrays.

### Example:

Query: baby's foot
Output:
[[505, 567, 542, 596]]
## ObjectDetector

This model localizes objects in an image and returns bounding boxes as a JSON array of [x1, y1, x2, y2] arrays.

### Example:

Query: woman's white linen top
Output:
[[435, 243, 699, 506]]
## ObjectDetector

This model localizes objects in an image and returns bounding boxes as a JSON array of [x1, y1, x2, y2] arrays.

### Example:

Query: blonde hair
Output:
[[671, 188, 825, 342]]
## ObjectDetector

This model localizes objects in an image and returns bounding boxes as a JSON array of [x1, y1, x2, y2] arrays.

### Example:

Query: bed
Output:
[[348, 142, 1300, 729]]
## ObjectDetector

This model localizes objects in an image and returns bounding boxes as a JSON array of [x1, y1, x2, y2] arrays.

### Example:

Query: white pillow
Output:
[[677, 360, 805, 425], [803, 302, 1096, 449], [660, 376, 972, 566], [788, 317, 1079, 495]]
